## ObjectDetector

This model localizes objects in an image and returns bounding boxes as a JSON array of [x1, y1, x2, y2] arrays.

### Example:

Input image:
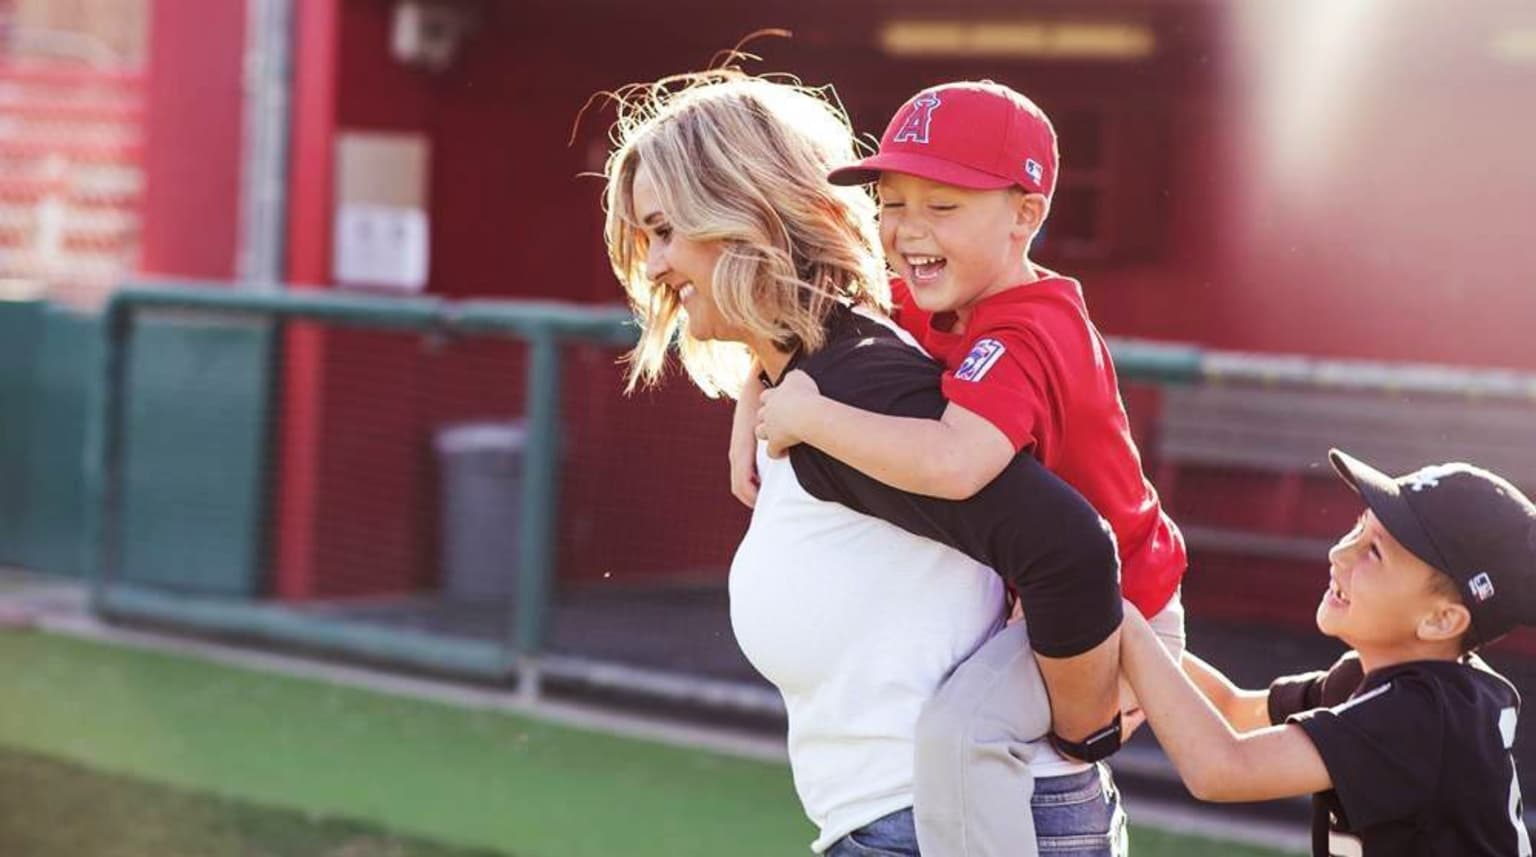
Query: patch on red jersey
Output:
[[955, 338, 1006, 382]]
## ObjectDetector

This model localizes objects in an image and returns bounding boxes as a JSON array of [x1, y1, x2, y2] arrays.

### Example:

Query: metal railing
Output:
[[83, 282, 1536, 710], [87, 282, 636, 697]]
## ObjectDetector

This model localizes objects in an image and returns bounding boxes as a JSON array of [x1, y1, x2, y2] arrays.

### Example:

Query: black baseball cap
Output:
[[1330, 449, 1536, 647]]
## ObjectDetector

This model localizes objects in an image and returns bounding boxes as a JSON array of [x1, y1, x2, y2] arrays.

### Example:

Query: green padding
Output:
[[0, 300, 45, 565], [16, 309, 101, 576], [97, 584, 514, 677], [116, 313, 272, 596], [1108, 338, 1204, 385]]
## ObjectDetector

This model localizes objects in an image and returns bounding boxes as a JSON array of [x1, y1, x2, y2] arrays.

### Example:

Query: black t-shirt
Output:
[[768, 307, 1123, 658], [1270, 654, 1528, 856]]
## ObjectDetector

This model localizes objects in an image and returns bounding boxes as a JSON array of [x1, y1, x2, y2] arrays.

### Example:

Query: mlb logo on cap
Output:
[[1025, 159, 1044, 184], [1469, 573, 1496, 603]]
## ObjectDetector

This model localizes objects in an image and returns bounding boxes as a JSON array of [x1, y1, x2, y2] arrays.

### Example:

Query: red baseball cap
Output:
[[829, 81, 1058, 196]]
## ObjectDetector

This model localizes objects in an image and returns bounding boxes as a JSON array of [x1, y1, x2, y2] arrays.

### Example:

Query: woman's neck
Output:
[[753, 338, 793, 384]]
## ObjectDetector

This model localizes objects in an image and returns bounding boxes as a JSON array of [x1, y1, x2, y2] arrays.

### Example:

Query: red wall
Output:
[[301, 3, 1225, 594], [1141, 0, 1536, 371], [139, 0, 244, 279], [142, 0, 1534, 603], [1207, 72, 1536, 370], [283, 2, 767, 595]]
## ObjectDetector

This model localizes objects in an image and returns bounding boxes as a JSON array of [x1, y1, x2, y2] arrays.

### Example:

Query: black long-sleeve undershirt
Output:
[[776, 309, 1123, 658]]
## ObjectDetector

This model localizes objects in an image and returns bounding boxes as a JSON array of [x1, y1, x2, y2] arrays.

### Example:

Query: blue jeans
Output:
[[826, 766, 1126, 856], [1034, 765, 1127, 855]]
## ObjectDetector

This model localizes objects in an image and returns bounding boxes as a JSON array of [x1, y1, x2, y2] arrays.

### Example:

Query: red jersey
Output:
[[892, 275, 1186, 617]]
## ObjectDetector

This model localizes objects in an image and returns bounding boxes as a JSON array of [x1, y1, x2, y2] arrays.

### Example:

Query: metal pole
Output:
[[84, 299, 132, 605], [236, 0, 293, 290], [514, 331, 564, 700]]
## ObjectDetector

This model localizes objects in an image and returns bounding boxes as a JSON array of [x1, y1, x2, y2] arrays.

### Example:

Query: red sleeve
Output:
[[939, 328, 1055, 455]]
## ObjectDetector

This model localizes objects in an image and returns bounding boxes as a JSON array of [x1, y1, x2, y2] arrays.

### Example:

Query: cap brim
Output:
[[1329, 448, 1451, 575], [828, 151, 1016, 190]]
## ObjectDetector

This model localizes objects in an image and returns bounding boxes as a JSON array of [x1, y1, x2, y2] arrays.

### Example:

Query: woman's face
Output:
[[630, 165, 737, 343]]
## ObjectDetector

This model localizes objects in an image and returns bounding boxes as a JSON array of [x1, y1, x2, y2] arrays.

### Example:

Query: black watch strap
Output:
[[1049, 712, 1123, 763]]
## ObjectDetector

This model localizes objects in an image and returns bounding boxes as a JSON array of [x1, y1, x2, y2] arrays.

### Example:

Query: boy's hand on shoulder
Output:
[[729, 423, 759, 508], [730, 373, 765, 508], [758, 370, 821, 459]]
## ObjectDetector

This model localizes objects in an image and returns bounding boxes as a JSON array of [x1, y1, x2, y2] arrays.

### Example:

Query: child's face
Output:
[[876, 173, 1036, 316], [630, 165, 736, 344], [1317, 510, 1453, 650]]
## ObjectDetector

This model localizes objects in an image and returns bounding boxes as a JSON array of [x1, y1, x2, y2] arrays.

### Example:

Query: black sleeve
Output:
[[1288, 674, 1443, 828], [1268, 652, 1364, 725], [785, 325, 1123, 658]]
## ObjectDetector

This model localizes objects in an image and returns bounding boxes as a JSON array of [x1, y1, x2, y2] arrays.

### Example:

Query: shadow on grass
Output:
[[0, 746, 513, 857]]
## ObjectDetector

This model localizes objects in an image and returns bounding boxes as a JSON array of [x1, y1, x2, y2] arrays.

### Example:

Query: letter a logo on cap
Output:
[[892, 92, 942, 144]]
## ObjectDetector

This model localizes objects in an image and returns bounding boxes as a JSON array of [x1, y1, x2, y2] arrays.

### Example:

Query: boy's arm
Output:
[[784, 332, 1122, 753], [758, 370, 1013, 500], [1120, 606, 1333, 802], [729, 372, 764, 508], [1180, 652, 1272, 733], [788, 438, 1123, 751]]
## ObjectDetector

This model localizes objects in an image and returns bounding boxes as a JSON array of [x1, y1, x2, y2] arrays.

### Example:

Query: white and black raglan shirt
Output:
[[1270, 654, 1528, 857], [730, 306, 1122, 852]]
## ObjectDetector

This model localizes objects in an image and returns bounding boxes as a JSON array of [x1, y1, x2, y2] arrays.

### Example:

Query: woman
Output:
[[601, 70, 1126, 856]]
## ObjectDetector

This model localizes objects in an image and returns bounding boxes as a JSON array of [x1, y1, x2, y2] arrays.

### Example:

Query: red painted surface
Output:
[[272, 2, 766, 596], [272, 0, 341, 600], [141, 1, 1535, 617], [557, 355, 751, 586], [139, 0, 243, 279], [272, 322, 325, 600]]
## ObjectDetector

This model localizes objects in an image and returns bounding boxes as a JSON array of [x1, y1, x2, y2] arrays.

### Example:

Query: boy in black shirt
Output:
[[1119, 449, 1536, 856]]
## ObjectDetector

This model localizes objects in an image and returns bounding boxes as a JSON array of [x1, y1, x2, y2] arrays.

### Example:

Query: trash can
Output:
[[435, 420, 528, 601]]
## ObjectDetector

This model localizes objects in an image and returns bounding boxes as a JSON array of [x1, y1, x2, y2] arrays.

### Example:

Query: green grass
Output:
[[0, 747, 506, 857], [0, 630, 1298, 856], [1133, 826, 1302, 856]]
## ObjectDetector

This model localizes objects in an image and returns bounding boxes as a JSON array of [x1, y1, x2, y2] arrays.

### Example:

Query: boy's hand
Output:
[[757, 370, 821, 459], [1119, 676, 1146, 740], [729, 424, 759, 508], [1116, 604, 1154, 738], [730, 374, 764, 508]]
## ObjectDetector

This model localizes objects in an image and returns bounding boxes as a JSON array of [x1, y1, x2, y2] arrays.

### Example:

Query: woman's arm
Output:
[[1181, 652, 1272, 733], [1120, 606, 1333, 802], [758, 370, 1013, 500]]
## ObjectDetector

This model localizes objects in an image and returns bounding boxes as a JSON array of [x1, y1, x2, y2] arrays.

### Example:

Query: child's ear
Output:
[[1011, 191, 1049, 238], [1418, 601, 1472, 644]]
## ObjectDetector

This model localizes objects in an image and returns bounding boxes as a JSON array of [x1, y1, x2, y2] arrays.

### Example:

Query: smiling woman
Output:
[[598, 68, 1128, 857], [601, 72, 886, 398], [628, 166, 731, 343]]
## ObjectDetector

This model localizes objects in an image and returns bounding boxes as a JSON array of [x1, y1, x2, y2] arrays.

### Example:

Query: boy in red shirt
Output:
[[736, 81, 1184, 856]]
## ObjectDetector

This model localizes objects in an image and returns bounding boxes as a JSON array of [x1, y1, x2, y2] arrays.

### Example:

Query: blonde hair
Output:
[[601, 70, 887, 397]]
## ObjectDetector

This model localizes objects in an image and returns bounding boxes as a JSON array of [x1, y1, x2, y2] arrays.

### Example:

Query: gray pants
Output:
[[913, 594, 1185, 857]]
